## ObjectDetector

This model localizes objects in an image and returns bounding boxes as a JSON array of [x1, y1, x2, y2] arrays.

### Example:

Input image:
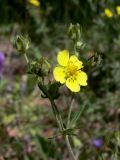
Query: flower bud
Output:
[[67, 23, 81, 41], [15, 35, 30, 54], [28, 57, 51, 77], [40, 57, 51, 76], [76, 41, 85, 51], [89, 52, 103, 67]]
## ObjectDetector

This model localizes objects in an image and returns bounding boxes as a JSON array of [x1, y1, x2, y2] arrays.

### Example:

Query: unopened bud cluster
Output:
[[28, 57, 51, 77], [15, 35, 30, 54], [90, 52, 102, 67], [67, 23, 85, 52]]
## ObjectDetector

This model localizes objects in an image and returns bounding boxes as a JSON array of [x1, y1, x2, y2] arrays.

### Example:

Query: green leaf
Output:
[[35, 135, 56, 159], [24, 155, 34, 160], [3, 114, 16, 124], [26, 75, 36, 94], [70, 103, 87, 127], [48, 128, 78, 139]]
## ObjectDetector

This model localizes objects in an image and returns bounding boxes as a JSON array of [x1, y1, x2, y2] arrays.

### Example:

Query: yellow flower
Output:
[[116, 6, 120, 15], [53, 50, 88, 92], [28, 0, 40, 7], [104, 8, 113, 18]]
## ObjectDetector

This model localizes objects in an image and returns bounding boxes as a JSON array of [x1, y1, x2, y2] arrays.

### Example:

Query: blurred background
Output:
[[0, 0, 120, 159]]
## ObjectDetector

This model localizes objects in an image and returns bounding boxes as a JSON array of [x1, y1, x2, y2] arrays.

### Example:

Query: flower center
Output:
[[65, 62, 78, 79]]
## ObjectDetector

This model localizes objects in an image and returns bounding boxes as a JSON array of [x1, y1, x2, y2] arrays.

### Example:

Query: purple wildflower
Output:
[[0, 51, 5, 74], [92, 138, 104, 148]]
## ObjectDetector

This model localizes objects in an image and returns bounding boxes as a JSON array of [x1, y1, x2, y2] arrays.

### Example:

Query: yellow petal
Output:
[[53, 67, 66, 84], [104, 8, 113, 18], [76, 71, 88, 86], [69, 55, 83, 69], [29, 0, 40, 6], [57, 50, 69, 66], [116, 6, 120, 15], [66, 78, 80, 92]]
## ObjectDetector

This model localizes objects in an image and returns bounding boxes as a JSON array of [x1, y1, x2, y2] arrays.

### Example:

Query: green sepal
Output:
[[48, 127, 78, 139], [38, 79, 49, 98], [48, 81, 61, 100]]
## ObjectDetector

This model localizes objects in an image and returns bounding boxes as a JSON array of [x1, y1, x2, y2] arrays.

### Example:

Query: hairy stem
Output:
[[38, 80, 76, 159], [50, 99, 64, 131], [51, 98, 77, 160], [67, 98, 74, 128], [24, 54, 29, 63], [66, 96, 77, 160], [65, 135, 77, 160]]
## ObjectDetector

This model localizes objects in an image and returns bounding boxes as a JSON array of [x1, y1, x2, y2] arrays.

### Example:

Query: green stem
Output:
[[38, 80, 76, 159], [66, 96, 77, 160], [67, 98, 74, 128], [50, 99, 64, 131], [51, 98, 76, 160], [38, 80, 64, 131], [50, 94, 76, 160], [74, 40, 78, 57], [65, 135, 77, 160], [24, 54, 29, 63]]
